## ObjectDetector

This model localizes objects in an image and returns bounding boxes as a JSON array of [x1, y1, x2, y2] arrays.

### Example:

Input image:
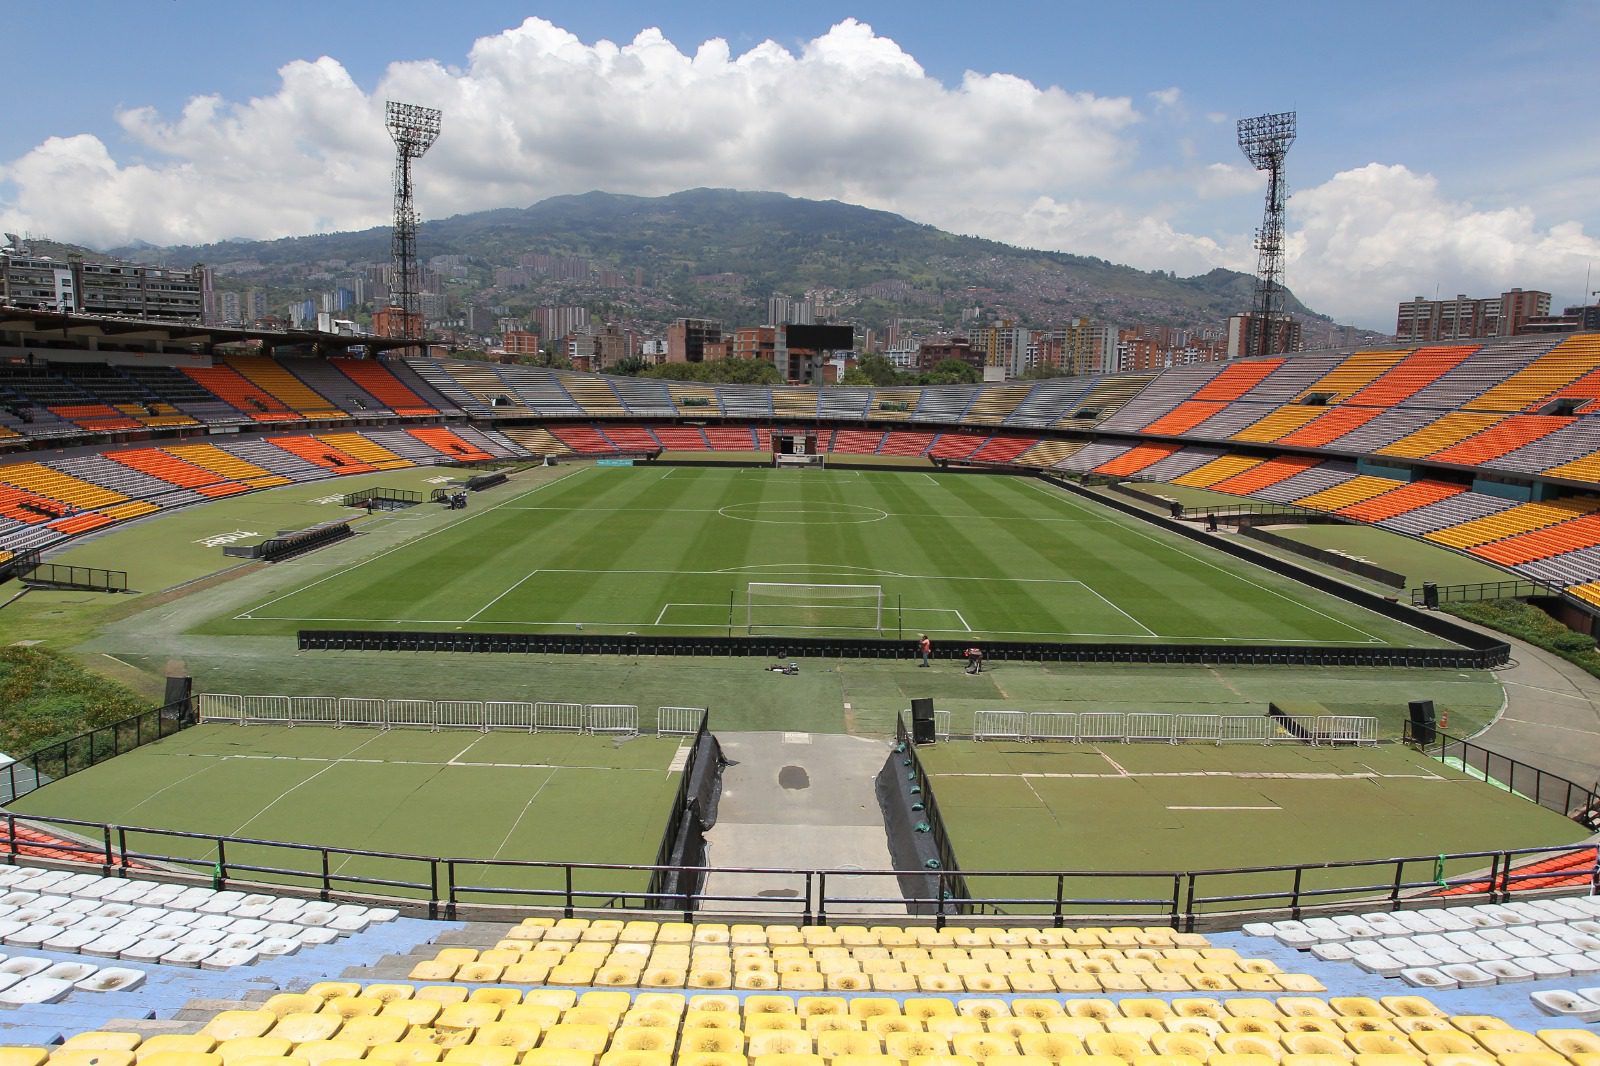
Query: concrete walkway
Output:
[[701, 730, 903, 917], [1457, 616, 1600, 790]]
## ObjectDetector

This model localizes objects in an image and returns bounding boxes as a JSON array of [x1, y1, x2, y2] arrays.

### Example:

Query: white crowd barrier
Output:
[[963, 710, 1376, 745], [196, 694, 705, 737]]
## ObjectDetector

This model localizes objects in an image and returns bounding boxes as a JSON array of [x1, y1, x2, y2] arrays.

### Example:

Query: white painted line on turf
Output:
[[490, 769, 558, 860], [227, 729, 388, 838], [467, 569, 544, 623], [1021, 478, 1391, 644], [954, 609, 973, 633], [237, 467, 586, 618], [1076, 582, 1158, 637], [1168, 805, 1283, 811]]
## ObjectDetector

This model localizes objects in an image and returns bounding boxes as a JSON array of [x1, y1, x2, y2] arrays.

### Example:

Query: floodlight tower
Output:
[[385, 101, 442, 343], [1237, 111, 1296, 357]]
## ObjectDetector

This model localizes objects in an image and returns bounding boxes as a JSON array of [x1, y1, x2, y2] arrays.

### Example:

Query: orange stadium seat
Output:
[[1094, 442, 1180, 477]]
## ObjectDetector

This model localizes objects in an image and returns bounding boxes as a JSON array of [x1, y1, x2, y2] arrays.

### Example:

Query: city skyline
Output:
[[4, 1, 1598, 331]]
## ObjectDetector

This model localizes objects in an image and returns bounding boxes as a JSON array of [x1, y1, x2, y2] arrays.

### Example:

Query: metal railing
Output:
[[968, 710, 1377, 745], [1410, 579, 1562, 606], [0, 699, 193, 803], [20, 561, 129, 593], [1405, 723, 1600, 828], [197, 693, 705, 737], [1, 807, 1592, 928]]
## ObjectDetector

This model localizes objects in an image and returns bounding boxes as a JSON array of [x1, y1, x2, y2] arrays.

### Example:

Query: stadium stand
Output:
[[329, 358, 438, 416]]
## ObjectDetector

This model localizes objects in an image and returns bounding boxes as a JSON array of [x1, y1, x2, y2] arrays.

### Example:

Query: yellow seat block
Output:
[[817, 1033, 882, 1058], [63, 1036, 143, 1053], [136, 1056, 220, 1066], [134, 1040, 216, 1061], [886, 1035, 954, 1061], [520, 1052, 594, 1066], [542, 1026, 611, 1054], [214, 1038, 292, 1065], [443, 1050, 516, 1066], [337, 1018, 409, 1048], [367, 1047, 440, 1065], [1210, 1056, 1278, 1066], [201, 1014, 277, 1042], [293, 1044, 366, 1066], [1018, 1033, 1085, 1062], [951, 1033, 1020, 1059], [681, 1030, 745, 1056], [1151, 1034, 1216, 1059], [0, 1052, 47, 1066], [678, 1056, 748, 1066], [748, 1034, 815, 1058], [598, 1054, 669, 1066], [751, 1056, 824, 1066], [48, 1053, 135, 1066]]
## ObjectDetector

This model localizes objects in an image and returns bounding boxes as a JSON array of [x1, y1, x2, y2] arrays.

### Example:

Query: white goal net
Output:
[[747, 582, 884, 632]]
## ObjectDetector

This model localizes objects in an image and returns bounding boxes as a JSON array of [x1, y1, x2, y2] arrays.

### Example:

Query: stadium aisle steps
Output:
[[1251, 462, 1357, 504], [329, 359, 437, 416]]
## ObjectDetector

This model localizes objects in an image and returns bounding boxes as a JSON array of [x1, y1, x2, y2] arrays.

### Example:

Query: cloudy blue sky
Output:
[[4, 0, 1598, 328]]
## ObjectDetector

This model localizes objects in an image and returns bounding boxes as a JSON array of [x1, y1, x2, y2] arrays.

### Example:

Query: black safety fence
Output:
[[2, 806, 1594, 928], [20, 562, 129, 592], [0, 699, 194, 804], [297, 628, 1505, 669], [1405, 723, 1600, 828], [1410, 579, 1562, 607]]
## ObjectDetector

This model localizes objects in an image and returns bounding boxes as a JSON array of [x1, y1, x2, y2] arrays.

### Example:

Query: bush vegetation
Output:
[[1443, 598, 1600, 678], [0, 645, 151, 756]]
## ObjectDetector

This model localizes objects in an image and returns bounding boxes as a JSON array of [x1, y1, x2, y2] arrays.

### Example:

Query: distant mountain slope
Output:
[[112, 188, 1346, 334]]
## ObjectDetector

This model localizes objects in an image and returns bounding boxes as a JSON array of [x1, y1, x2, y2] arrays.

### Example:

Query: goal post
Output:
[[747, 582, 884, 632]]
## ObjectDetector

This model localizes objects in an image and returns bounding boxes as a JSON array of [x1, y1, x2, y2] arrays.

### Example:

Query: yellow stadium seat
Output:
[[1214, 1034, 1282, 1061], [817, 1033, 882, 1059], [1351, 1056, 1426, 1066], [906, 998, 960, 1022], [274, 1013, 343, 1043], [520, 1052, 594, 1066], [135, 1040, 217, 1061], [0, 1052, 47, 1066], [201, 1015, 278, 1042], [748, 1033, 815, 1058], [1285, 1056, 1354, 1066], [541, 1026, 612, 1055], [444, 1051, 515, 1066], [886, 1035, 954, 1060], [1495, 1055, 1568, 1066], [1045, 1019, 1106, 1039], [678, 1056, 748, 1066], [1151, 1033, 1217, 1059], [747, 1016, 803, 1034], [414, 987, 470, 1006], [337, 1018, 409, 1048], [63, 1036, 143, 1053], [47, 1043, 136, 1062], [294, 1044, 367, 1066], [597, 1055, 669, 1066], [1538, 1032, 1600, 1056], [681, 1030, 745, 1056], [136, 1057, 219, 1066], [367, 1046, 440, 1065], [213, 1038, 293, 1065], [1379, 1000, 1444, 1020], [1210, 1056, 1279, 1066], [1018, 1033, 1085, 1062], [952, 1033, 1020, 1060]]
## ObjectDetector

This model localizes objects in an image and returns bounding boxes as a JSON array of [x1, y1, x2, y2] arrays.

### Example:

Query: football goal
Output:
[[747, 582, 884, 632]]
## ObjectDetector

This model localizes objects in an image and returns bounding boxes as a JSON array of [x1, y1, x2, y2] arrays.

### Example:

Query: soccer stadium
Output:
[[0, 307, 1596, 1054], [1, 20, 1599, 1064]]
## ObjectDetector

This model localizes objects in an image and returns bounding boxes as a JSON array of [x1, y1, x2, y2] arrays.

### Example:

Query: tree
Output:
[[851, 352, 905, 387], [920, 358, 982, 385], [607, 355, 650, 377]]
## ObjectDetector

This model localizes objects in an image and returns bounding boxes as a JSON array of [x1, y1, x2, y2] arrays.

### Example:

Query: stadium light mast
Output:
[[385, 100, 442, 346], [1237, 111, 1296, 357]]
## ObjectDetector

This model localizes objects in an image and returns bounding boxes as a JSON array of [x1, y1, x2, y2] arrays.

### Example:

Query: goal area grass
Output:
[[10, 724, 688, 902], [198, 465, 1442, 648], [916, 740, 1589, 911]]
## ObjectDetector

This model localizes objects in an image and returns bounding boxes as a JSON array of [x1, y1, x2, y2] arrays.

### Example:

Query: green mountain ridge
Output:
[[105, 188, 1353, 335]]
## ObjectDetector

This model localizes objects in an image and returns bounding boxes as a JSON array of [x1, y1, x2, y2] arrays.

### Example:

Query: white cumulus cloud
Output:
[[0, 16, 1593, 330]]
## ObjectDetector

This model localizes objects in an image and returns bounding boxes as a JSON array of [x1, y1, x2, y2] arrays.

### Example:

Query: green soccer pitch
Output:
[[202, 465, 1443, 647], [10, 724, 687, 901], [917, 740, 1590, 912]]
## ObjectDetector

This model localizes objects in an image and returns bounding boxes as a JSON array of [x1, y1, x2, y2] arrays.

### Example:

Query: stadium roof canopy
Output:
[[0, 307, 419, 356]]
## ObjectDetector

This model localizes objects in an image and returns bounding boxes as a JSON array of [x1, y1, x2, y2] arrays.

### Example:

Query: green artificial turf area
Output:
[[192, 465, 1440, 647], [917, 740, 1587, 913], [11, 724, 685, 902], [1264, 523, 1516, 592]]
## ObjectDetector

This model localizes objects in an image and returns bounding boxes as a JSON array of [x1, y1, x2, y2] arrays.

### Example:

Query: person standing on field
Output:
[[918, 634, 931, 667]]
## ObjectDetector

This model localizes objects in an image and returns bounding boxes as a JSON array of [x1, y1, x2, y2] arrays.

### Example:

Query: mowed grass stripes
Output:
[[204, 466, 1439, 646]]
